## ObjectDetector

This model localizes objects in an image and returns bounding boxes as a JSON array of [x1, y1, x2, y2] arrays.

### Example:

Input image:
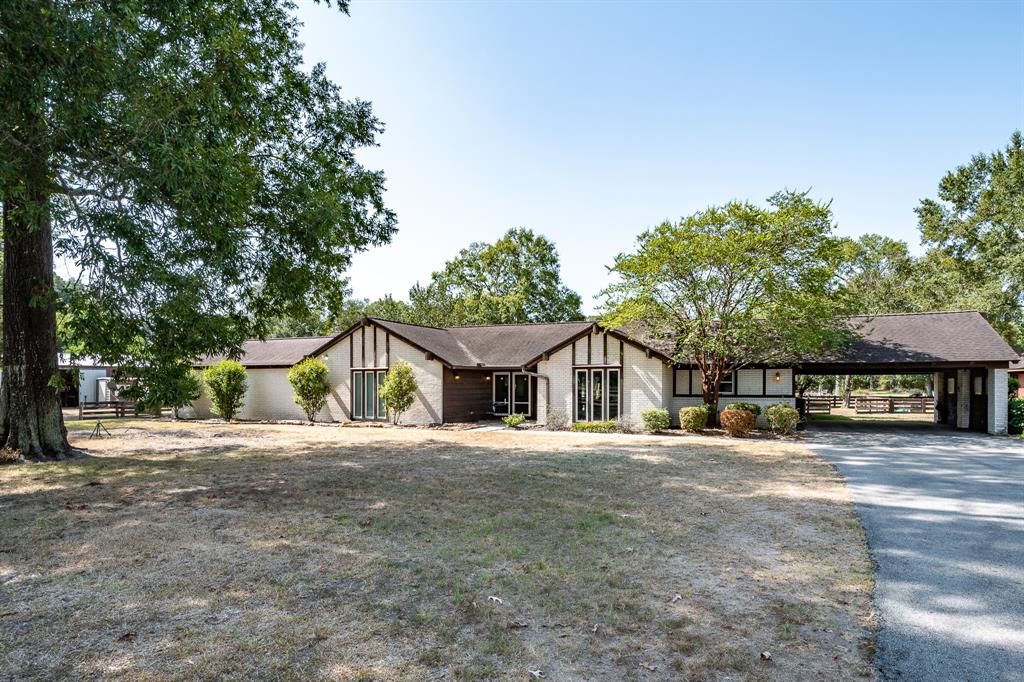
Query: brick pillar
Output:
[[933, 371, 942, 423], [957, 369, 970, 429], [989, 368, 1008, 435]]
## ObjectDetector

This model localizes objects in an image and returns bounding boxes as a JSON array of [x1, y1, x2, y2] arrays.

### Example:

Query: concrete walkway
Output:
[[804, 422, 1024, 681]]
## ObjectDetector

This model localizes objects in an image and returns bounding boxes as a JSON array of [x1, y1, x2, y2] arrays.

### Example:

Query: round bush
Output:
[[1009, 398, 1024, 435], [720, 408, 755, 437], [765, 403, 799, 435], [678, 406, 708, 432], [288, 357, 330, 422], [502, 413, 526, 428], [640, 408, 670, 432], [203, 360, 248, 421], [723, 401, 762, 416]]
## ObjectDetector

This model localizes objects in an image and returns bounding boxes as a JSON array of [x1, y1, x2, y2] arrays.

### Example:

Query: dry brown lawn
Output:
[[0, 421, 875, 681]]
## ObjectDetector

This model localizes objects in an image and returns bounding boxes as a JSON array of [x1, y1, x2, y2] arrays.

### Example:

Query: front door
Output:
[[493, 372, 531, 416], [942, 371, 957, 425], [969, 369, 988, 433]]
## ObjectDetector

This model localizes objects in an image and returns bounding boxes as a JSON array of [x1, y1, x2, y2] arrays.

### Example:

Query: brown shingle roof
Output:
[[813, 311, 1018, 365], [369, 318, 596, 368], [196, 336, 334, 368]]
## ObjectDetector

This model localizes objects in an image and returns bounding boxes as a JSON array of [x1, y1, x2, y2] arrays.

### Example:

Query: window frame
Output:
[[493, 372, 511, 415]]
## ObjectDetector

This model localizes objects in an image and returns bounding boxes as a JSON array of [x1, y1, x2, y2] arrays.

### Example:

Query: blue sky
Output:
[[296, 0, 1024, 314]]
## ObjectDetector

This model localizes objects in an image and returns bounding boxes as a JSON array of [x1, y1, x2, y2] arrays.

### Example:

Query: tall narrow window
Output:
[[493, 373, 510, 414], [513, 374, 530, 415], [365, 372, 376, 419], [719, 371, 735, 395], [607, 369, 620, 421], [353, 372, 364, 419], [591, 369, 604, 421], [576, 370, 588, 421], [377, 370, 387, 418]]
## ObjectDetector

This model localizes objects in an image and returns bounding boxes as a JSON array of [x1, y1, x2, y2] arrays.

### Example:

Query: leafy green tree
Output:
[[370, 228, 583, 326], [0, 1, 395, 459], [288, 357, 330, 423], [602, 191, 852, 422], [378, 360, 416, 424], [203, 360, 247, 422], [268, 291, 368, 337], [117, 362, 202, 419], [916, 131, 1024, 346], [839, 235, 919, 314]]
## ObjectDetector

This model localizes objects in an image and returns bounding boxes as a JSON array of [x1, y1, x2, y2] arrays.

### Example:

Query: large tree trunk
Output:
[[1, 180, 71, 460]]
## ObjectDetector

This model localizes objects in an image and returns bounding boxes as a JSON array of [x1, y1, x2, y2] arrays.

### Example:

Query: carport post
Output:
[[932, 371, 941, 424], [957, 369, 971, 429], [988, 367, 1008, 435]]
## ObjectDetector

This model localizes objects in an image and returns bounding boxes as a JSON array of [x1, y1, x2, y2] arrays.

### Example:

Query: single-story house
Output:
[[190, 311, 1015, 435]]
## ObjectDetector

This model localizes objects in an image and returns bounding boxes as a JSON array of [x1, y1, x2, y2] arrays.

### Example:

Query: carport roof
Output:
[[802, 311, 1018, 368], [196, 336, 335, 368]]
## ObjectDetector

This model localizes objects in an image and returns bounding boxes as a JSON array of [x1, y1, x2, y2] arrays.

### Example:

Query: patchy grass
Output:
[[0, 422, 875, 680]]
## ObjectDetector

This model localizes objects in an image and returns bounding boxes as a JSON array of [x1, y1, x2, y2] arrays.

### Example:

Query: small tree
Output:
[[602, 190, 853, 425], [379, 361, 416, 424], [289, 357, 331, 423], [204, 360, 247, 421], [117, 362, 203, 419]]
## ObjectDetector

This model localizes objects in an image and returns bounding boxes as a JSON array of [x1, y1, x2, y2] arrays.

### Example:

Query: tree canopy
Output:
[[360, 228, 584, 327], [602, 190, 853, 415], [1, 0, 395, 457]]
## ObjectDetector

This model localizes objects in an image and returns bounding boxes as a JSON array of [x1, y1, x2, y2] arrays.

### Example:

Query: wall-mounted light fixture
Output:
[[484, 375, 491, 382], [454, 372, 461, 381], [774, 371, 782, 382]]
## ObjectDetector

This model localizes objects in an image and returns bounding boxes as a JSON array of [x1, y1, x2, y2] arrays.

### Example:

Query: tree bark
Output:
[[1, 178, 71, 460], [841, 375, 852, 409]]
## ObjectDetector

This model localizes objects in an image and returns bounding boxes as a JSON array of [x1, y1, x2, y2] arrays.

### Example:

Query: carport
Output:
[[793, 312, 1016, 435]]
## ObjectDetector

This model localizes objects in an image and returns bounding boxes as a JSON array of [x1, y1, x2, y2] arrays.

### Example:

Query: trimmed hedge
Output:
[[678, 405, 708, 432], [640, 408, 670, 432], [765, 403, 799, 435], [571, 420, 617, 433], [203, 360, 247, 421], [1010, 398, 1024, 435], [720, 408, 755, 437], [723, 401, 762, 416]]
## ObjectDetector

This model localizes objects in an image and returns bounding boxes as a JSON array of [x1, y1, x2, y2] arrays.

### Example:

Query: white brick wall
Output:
[[388, 334, 444, 424], [537, 345, 574, 426], [765, 368, 793, 396], [737, 369, 762, 395], [989, 367, 1008, 435], [189, 368, 307, 421], [621, 343, 665, 427]]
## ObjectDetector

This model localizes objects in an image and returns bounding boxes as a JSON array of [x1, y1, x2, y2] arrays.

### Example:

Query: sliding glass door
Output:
[[352, 369, 387, 421], [575, 368, 620, 421]]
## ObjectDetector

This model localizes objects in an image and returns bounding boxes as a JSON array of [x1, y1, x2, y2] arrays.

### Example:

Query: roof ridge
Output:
[[849, 310, 983, 318], [444, 319, 594, 329], [366, 316, 445, 331], [261, 335, 336, 341]]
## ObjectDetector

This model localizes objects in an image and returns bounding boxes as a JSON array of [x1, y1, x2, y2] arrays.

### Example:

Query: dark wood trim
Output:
[[762, 368, 767, 396], [587, 334, 592, 365], [349, 335, 353, 368], [385, 333, 390, 367], [360, 326, 366, 367], [373, 326, 377, 365], [603, 334, 608, 364]]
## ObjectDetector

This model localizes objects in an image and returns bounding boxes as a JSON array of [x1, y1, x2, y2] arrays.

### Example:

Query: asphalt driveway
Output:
[[804, 422, 1024, 681]]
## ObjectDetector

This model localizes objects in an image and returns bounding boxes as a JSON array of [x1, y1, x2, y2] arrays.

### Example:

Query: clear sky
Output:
[[295, 0, 1024, 314]]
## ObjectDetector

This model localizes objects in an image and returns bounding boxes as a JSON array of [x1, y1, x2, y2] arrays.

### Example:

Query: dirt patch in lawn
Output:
[[0, 422, 875, 680]]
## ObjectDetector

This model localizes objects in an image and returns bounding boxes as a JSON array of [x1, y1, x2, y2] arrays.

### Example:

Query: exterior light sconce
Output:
[[484, 375, 491, 381], [454, 373, 461, 381], [774, 371, 782, 382]]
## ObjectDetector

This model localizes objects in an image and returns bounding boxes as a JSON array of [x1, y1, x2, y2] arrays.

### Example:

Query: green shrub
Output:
[[203, 360, 248, 421], [1009, 398, 1024, 435], [570, 420, 617, 433], [764, 403, 799, 435], [720, 408, 755, 437], [545, 406, 570, 430], [678, 405, 708, 432], [640, 408, 670, 432], [1009, 376, 1020, 398], [723, 401, 762, 416], [379, 360, 417, 424], [502, 413, 526, 428], [288, 357, 331, 422]]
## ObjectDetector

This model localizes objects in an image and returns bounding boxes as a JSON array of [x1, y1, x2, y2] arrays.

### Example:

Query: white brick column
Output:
[[933, 371, 942, 424], [957, 369, 970, 429], [989, 367, 1008, 435]]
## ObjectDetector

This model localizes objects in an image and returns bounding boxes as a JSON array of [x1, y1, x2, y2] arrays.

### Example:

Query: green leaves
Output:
[[288, 357, 330, 422], [203, 360, 247, 421], [378, 360, 416, 424], [602, 190, 853, 376]]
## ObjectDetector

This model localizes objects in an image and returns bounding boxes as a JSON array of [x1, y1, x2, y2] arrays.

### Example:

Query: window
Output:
[[947, 377, 956, 395], [719, 371, 735, 395], [673, 368, 690, 396], [352, 369, 385, 421], [365, 371, 376, 419], [973, 376, 984, 395], [575, 368, 621, 422], [377, 371, 387, 418], [513, 374, 531, 415], [576, 370, 588, 421], [493, 373, 510, 414], [591, 369, 604, 421], [607, 369, 620, 420], [353, 372, 363, 419]]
